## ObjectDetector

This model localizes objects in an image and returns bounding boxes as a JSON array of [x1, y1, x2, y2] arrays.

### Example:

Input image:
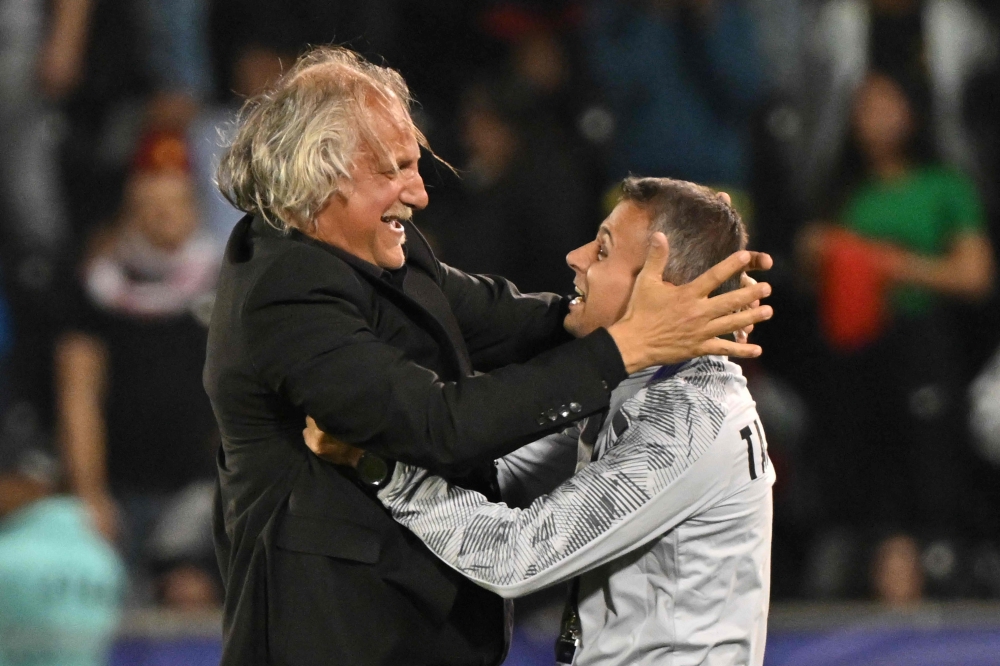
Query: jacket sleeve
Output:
[[436, 262, 575, 372], [242, 246, 627, 472], [375, 377, 741, 598], [495, 425, 581, 509]]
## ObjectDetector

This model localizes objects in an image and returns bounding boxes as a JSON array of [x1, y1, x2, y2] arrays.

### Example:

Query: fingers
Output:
[[717, 191, 732, 206], [705, 305, 773, 339], [638, 232, 671, 283], [739, 273, 757, 289], [700, 337, 763, 358], [745, 251, 773, 272], [688, 250, 753, 297], [703, 281, 771, 318]]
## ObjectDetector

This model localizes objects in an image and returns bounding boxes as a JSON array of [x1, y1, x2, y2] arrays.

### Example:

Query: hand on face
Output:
[[608, 236, 772, 373], [564, 196, 773, 371]]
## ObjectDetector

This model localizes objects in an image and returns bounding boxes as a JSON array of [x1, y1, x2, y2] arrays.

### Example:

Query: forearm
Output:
[[379, 402, 728, 599], [895, 237, 995, 299], [54, 333, 109, 498], [303, 329, 624, 471], [496, 427, 579, 508], [60, 411, 108, 497], [48, 0, 92, 53], [379, 463, 622, 598], [439, 264, 573, 370]]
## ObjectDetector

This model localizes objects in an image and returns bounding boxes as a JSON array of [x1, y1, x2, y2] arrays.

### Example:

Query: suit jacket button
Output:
[[601, 380, 609, 391], [546, 409, 558, 422], [558, 405, 571, 418], [536, 415, 548, 426], [569, 402, 582, 413]]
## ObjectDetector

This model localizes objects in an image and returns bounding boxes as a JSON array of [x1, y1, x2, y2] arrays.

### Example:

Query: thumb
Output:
[[639, 232, 670, 283]]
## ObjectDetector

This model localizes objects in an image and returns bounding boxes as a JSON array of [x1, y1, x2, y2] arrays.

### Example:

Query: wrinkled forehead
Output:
[[351, 94, 417, 166]]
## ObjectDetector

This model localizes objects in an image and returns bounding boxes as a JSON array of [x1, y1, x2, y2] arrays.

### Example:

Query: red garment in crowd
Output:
[[819, 228, 893, 352]]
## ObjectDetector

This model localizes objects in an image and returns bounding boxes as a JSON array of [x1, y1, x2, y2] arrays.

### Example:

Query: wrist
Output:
[[355, 452, 395, 489], [606, 322, 646, 375]]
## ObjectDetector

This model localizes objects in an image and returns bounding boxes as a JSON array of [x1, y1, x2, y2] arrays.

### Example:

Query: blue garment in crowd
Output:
[[584, 1, 763, 186], [0, 497, 125, 666]]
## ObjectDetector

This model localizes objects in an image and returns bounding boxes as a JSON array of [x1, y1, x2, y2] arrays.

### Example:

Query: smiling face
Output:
[[564, 201, 652, 338], [313, 102, 429, 269]]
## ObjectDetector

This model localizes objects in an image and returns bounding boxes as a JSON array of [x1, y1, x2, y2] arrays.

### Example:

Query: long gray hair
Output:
[[217, 46, 429, 233]]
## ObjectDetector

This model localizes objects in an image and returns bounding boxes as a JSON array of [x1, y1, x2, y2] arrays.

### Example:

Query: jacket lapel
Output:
[[272, 218, 473, 378]]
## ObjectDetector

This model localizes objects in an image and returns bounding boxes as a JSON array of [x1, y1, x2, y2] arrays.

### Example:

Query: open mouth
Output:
[[381, 215, 405, 231], [570, 285, 586, 306]]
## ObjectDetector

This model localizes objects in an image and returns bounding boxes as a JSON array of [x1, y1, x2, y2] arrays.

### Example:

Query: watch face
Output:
[[357, 452, 389, 486]]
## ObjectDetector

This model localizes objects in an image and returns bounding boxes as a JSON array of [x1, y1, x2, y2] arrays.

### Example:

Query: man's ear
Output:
[[640, 231, 671, 283], [649, 232, 673, 283]]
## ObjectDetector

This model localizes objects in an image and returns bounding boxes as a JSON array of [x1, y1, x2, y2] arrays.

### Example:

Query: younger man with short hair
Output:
[[308, 177, 774, 665]]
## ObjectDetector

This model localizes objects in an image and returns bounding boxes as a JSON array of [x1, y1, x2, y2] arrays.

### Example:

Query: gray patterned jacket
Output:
[[378, 356, 774, 665]]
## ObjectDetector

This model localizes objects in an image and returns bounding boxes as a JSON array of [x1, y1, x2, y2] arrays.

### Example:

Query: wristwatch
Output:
[[356, 451, 395, 489]]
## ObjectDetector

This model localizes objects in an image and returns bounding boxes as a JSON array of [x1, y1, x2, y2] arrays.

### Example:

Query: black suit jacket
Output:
[[204, 215, 626, 665]]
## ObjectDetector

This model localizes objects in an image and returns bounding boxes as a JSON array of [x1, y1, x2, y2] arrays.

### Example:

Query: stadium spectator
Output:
[[800, 0, 998, 209], [798, 72, 995, 599], [0, 439, 125, 666], [0, 0, 87, 463], [581, 0, 764, 189], [54, 130, 220, 608], [425, 78, 592, 294]]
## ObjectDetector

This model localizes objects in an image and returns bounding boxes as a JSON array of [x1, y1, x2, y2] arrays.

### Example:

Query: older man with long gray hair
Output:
[[204, 46, 772, 665]]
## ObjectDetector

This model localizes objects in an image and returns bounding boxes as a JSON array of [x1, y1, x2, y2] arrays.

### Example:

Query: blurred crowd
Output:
[[2, 0, 1000, 661]]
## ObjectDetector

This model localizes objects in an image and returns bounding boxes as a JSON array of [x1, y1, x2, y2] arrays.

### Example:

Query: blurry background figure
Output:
[[797, 72, 995, 601], [425, 77, 592, 295], [581, 0, 763, 194], [139, 0, 213, 131], [54, 130, 220, 610], [801, 0, 998, 209], [0, 437, 125, 666], [0, 0, 79, 277], [970, 343, 1000, 466], [871, 533, 925, 607], [0, 0, 88, 474]]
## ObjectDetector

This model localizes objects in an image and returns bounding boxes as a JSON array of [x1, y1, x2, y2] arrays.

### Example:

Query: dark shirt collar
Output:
[[285, 224, 409, 288]]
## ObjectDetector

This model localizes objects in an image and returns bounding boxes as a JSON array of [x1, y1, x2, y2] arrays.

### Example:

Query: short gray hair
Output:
[[217, 46, 429, 233], [620, 177, 748, 294]]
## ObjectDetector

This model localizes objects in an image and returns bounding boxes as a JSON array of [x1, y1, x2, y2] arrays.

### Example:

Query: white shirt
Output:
[[379, 356, 774, 665]]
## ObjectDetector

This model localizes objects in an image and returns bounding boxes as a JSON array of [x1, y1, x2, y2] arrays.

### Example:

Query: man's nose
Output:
[[400, 172, 429, 210], [566, 242, 591, 274]]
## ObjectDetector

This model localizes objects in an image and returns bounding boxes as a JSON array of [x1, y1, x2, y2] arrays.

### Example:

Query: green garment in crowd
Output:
[[0, 497, 125, 666], [842, 164, 986, 316]]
